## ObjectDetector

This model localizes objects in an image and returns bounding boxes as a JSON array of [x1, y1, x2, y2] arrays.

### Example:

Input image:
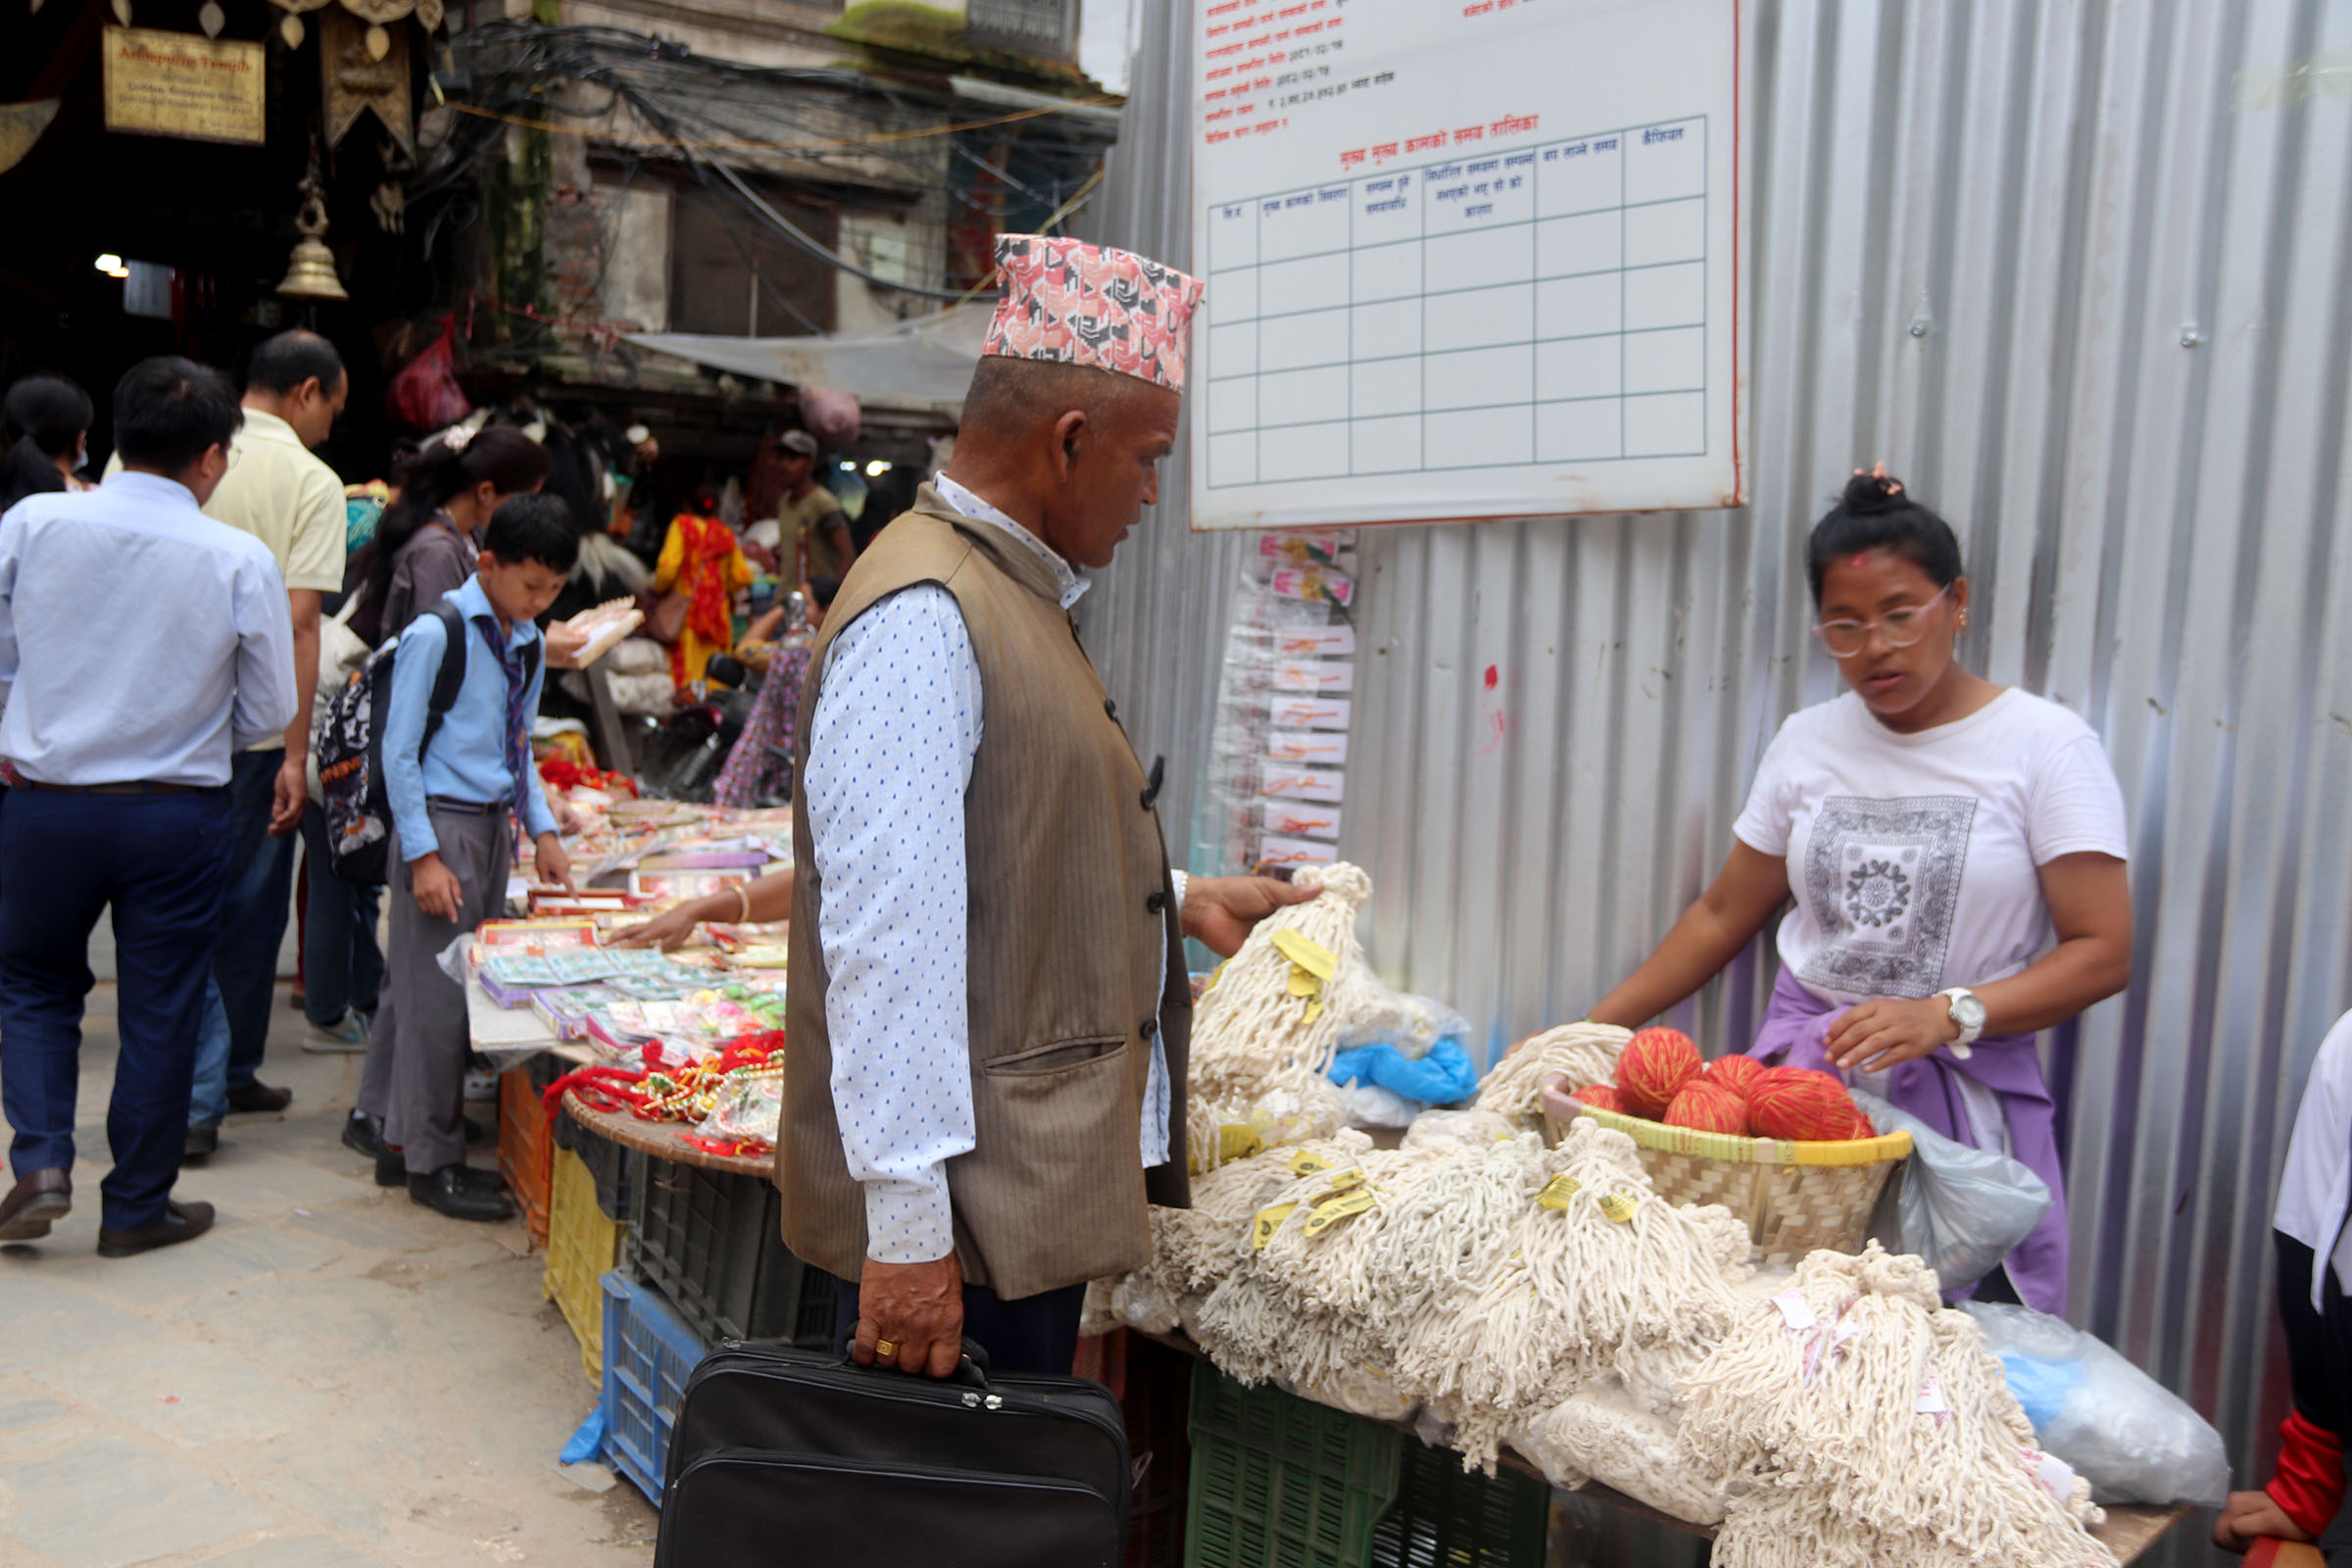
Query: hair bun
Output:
[[1841, 469, 1909, 514]]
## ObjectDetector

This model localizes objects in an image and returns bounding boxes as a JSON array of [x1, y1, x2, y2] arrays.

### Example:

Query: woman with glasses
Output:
[[1588, 468, 2132, 1313]]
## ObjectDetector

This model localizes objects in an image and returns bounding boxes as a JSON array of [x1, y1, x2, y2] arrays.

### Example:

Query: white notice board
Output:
[[1190, 0, 1743, 531]]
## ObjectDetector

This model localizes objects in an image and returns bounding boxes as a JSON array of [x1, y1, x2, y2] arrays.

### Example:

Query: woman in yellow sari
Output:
[[653, 499, 755, 687]]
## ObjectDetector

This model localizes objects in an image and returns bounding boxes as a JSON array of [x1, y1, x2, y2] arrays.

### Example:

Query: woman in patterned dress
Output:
[[1589, 469, 2134, 1313]]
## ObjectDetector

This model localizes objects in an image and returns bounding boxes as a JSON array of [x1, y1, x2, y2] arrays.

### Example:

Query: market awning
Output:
[[624, 303, 993, 411]]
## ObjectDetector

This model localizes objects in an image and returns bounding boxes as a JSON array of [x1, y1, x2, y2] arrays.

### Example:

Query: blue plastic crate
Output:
[[599, 1271, 710, 1506]]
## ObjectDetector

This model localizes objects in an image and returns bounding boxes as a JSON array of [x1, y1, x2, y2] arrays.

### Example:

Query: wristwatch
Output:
[[1936, 987, 1986, 1058]]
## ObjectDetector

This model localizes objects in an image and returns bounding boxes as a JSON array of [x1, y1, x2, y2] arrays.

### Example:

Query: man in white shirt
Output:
[[0, 357, 297, 1256]]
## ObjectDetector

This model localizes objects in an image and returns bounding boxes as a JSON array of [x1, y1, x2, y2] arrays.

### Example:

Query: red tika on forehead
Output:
[[981, 234, 1206, 392]]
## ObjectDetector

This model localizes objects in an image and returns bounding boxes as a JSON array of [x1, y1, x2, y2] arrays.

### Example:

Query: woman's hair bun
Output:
[[1840, 470, 1909, 514]]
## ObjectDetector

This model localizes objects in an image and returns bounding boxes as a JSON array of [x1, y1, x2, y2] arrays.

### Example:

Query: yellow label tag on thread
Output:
[[1251, 1202, 1298, 1250], [1288, 1151, 1334, 1176], [1597, 1192, 1642, 1224], [1270, 929, 1339, 980], [1217, 1124, 1265, 1165], [1537, 1174, 1582, 1210], [1303, 1189, 1376, 1237], [1323, 1167, 1368, 1194]]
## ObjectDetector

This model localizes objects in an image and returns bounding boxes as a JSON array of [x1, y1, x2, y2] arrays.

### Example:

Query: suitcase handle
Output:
[[844, 1337, 994, 1390]]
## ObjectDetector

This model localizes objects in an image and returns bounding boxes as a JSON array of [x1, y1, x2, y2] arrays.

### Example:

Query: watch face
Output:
[[1953, 994, 1987, 1029]]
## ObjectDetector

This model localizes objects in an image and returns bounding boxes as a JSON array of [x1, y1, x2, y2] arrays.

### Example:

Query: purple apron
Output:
[[1746, 966, 2070, 1315]]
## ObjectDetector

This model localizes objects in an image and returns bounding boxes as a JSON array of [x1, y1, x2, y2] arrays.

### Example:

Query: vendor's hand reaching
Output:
[[610, 904, 697, 952], [410, 852, 463, 923], [1824, 996, 1958, 1074], [854, 1252, 964, 1379], [1181, 875, 1323, 958], [2213, 1490, 2311, 1554], [533, 832, 574, 892]]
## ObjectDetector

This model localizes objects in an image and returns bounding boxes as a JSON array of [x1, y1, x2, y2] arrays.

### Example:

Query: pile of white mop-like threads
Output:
[[1184, 861, 1373, 1167], [1089, 861, 2117, 1567], [1679, 1243, 2113, 1568]]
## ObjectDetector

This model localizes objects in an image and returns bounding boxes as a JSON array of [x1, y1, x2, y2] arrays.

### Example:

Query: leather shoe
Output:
[[0, 1168, 71, 1241], [183, 1123, 220, 1162], [466, 1114, 488, 1147], [409, 1165, 514, 1222], [342, 1110, 386, 1160], [226, 1081, 293, 1114], [97, 1199, 216, 1257], [374, 1148, 406, 1189]]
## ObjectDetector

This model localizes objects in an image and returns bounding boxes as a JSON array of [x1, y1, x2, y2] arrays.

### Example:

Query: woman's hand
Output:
[[1824, 996, 1958, 1073], [2213, 1489, 2310, 1553], [609, 901, 706, 953]]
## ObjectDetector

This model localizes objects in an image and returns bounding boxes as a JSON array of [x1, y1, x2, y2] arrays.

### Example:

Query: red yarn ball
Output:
[[1615, 1027, 1702, 1118], [1703, 1054, 1765, 1099], [1664, 1081, 1749, 1135], [1572, 1083, 1626, 1114], [1748, 1065, 1859, 1142]]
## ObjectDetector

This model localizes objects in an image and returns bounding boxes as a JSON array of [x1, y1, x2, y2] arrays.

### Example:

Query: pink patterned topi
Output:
[[982, 234, 1206, 392]]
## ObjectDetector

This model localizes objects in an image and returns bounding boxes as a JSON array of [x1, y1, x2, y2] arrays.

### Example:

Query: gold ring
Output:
[[873, 1339, 898, 1359]]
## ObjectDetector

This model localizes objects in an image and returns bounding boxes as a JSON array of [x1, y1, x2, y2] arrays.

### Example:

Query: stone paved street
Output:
[[0, 981, 659, 1568]]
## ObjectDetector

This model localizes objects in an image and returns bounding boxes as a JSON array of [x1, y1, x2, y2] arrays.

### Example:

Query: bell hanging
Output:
[[277, 185, 348, 301]]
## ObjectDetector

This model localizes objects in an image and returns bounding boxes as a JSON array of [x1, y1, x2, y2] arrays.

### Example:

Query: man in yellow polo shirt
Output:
[[185, 332, 348, 1152]]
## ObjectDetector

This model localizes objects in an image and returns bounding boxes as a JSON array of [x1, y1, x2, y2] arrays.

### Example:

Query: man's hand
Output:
[[1825, 996, 1961, 1074], [533, 832, 573, 892], [269, 752, 306, 836], [1181, 875, 1323, 958], [410, 852, 463, 922], [2213, 1489, 2310, 1554], [853, 1253, 964, 1379]]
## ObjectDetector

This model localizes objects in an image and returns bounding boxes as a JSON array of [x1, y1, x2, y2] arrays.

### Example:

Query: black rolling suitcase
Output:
[[653, 1339, 1130, 1567]]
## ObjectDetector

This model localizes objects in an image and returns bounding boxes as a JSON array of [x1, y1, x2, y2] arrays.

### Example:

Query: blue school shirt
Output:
[[381, 574, 558, 859]]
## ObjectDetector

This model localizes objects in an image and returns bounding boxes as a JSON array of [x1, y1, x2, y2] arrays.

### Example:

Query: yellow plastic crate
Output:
[[545, 1147, 627, 1382]]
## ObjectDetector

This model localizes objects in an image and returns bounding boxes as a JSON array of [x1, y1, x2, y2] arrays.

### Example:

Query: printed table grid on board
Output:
[[1203, 115, 1709, 489]]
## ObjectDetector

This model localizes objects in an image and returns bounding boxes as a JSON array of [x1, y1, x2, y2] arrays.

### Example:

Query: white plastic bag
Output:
[[1854, 1090, 2050, 1290], [1960, 1301, 2230, 1506]]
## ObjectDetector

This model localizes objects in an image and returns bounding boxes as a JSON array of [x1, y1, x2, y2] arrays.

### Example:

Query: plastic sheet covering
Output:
[[624, 304, 995, 410]]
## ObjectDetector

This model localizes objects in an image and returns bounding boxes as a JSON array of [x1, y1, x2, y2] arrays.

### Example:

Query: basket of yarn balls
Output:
[[1538, 1027, 1913, 1266]]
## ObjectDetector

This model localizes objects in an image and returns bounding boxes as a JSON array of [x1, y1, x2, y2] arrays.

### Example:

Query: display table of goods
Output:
[[1079, 860, 2220, 1568]]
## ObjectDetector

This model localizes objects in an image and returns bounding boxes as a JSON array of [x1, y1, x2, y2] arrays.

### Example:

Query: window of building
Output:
[[669, 186, 839, 338]]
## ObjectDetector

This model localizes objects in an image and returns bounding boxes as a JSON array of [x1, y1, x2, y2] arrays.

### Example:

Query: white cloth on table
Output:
[[805, 477, 1182, 1267]]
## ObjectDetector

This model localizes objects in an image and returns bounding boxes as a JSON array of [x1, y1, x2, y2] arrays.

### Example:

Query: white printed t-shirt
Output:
[[1733, 688, 2129, 1006]]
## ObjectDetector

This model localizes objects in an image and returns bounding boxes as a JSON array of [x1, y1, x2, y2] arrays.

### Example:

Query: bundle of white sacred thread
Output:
[[1472, 1021, 1631, 1123], [1678, 1243, 2114, 1568], [1183, 861, 1373, 1168]]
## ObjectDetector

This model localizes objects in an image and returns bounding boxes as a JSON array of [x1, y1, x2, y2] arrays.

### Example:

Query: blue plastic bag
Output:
[[1330, 1039, 1479, 1105]]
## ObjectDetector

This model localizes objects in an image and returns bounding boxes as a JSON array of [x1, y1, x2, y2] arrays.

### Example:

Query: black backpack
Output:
[[318, 602, 536, 885]]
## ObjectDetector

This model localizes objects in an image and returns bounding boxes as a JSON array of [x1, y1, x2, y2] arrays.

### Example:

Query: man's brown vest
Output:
[[777, 483, 1193, 1300]]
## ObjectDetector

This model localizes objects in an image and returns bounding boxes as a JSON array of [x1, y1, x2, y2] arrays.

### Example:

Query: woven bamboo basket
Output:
[[1541, 1093, 1912, 1266]]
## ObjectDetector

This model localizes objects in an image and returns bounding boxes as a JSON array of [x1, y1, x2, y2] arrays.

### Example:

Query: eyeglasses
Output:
[[1814, 585, 1950, 658]]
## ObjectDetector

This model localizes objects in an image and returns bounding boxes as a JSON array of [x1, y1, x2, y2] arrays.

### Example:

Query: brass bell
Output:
[[277, 188, 348, 301]]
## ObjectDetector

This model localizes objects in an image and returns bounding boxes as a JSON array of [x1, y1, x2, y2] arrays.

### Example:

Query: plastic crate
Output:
[[1371, 1440, 1549, 1567], [1185, 1361, 1400, 1568], [599, 1271, 710, 1507], [544, 1148, 627, 1383], [1123, 1337, 1193, 1568], [498, 1055, 559, 1249], [625, 1160, 837, 1348], [554, 1107, 640, 1222]]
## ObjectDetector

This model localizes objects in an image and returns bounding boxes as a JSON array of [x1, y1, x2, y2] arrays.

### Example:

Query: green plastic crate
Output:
[[1185, 1361, 1401, 1568], [1372, 1439, 1550, 1567]]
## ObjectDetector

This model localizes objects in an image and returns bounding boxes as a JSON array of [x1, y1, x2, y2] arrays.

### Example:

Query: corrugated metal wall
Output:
[[1083, 0, 2352, 1542]]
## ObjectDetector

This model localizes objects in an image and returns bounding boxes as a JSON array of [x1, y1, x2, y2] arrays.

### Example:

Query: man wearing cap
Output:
[[782, 236, 1316, 1377], [758, 429, 854, 582]]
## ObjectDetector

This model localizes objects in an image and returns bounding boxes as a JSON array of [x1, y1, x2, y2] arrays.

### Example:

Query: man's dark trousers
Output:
[[0, 787, 235, 1230], [211, 749, 298, 1093]]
